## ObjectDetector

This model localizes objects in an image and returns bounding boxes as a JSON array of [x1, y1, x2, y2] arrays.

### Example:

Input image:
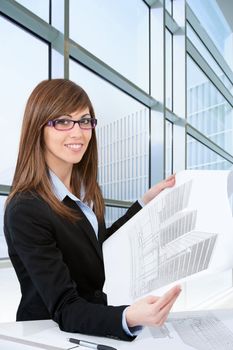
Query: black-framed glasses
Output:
[[47, 115, 97, 131]]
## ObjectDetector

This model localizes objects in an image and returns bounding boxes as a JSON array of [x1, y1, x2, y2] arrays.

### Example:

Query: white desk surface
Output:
[[2, 310, 233, 350], [0, 338, 45, 350], [0, 319, 129, 350]]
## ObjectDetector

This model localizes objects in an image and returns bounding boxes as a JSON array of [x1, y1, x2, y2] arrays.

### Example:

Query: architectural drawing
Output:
[[103, 170, 233, 306], [129, 179, 218, 298], [148, 312, 233, 350], [170, 313, 233, 350]]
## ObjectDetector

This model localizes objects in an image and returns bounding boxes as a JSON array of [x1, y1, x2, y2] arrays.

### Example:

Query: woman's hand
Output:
[[141, 174, 176, 205], [125, 285, 181, 328]]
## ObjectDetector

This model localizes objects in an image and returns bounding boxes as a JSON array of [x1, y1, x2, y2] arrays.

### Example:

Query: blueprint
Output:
[[103, 170, 233, 305]]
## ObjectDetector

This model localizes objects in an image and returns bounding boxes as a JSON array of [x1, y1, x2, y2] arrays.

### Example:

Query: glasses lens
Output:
[[54, 119, 73, 130], [79, 118, 97, 129]]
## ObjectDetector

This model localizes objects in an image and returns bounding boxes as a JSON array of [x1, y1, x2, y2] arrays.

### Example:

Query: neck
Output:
[[49, 166, 73, 191]]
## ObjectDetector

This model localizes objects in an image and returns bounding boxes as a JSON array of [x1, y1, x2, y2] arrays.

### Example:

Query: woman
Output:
[[4, 79, 181, 340]]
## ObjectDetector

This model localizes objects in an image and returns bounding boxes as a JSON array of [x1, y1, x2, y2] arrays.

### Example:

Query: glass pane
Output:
[[70, 59, 149, 202], [165, 120, 173, 177], [15, 0, 49, 22], [166, 29, 173, 109], [165, 0, 172, 16], [187, 0, 233, 69], [51, 0, 64, 32], [69, 0, 149, 92], [105, 206, 127, 227], [187, 135, 232, 170], [0, 196, 8, 258], [0, 17, 49, 185], [187, 56, 233, 155], [187, 24, 233, 92], [51, 49, 64, 78]]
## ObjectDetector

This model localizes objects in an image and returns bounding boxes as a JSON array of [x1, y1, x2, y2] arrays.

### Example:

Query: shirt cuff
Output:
[[137, 198, 145, 208], [122, 307, 143, 337]]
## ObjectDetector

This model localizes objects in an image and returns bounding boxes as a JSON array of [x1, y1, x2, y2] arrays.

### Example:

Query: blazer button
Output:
[[94, 290, 102, 298]]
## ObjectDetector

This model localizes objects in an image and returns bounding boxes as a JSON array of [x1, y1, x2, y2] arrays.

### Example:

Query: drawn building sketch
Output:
[[103, 170, 233, 306], [148, 312, 233, 350], [129, 180, 218, 298], [170, 313, 233, 350]]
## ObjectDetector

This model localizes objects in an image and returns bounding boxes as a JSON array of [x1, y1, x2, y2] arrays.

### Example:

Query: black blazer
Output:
[[4, 192, 142, 340]]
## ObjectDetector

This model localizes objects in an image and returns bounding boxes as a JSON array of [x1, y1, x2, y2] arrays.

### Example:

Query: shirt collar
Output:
[[49, 170, 80, 203]]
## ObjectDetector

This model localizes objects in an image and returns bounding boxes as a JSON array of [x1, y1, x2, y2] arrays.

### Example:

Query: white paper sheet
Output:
[[103, 170, 233, 305], [119, 309, 233, 350]]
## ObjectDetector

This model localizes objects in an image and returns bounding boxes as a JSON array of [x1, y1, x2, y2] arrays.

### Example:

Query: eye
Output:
[[54, 119, 72, 126], [80, 118, 92, 125]]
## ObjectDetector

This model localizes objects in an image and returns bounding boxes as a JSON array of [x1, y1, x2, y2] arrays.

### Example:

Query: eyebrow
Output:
[[55, 113, 91, 120]]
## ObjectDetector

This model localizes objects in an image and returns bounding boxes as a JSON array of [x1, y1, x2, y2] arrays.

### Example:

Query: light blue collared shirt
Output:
[[50, 170, 98, 237], [49, 170, 142, 337]]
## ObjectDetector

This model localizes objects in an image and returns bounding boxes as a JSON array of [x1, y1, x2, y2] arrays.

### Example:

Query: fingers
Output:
[[157, 174, 176, 193], [155, 289, 181, 325], [146, 295, 160, 304], [163, 174, 176, 187], [125, 286, 181, 328], [149, 286, 181, 327], [155, 285, 181, 310]]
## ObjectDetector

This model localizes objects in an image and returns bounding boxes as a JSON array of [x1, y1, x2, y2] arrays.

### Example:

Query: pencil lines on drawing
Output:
[[156, 180, 192, 224], [171, 315, 233, 350], [149, 313, 233, 350], [149, 324, 172, 339], [129, 180, 218, 299]]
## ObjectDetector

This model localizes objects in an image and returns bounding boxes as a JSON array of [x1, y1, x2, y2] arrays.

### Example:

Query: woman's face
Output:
[[43, 107, 93, 173]]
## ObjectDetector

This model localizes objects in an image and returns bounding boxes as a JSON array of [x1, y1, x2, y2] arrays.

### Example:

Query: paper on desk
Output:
[[118, 309, 233, 350], [103, 170, 233, 305]]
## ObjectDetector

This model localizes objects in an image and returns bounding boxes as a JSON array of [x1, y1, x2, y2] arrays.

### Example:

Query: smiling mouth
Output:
[[65, 144, 83, 150]]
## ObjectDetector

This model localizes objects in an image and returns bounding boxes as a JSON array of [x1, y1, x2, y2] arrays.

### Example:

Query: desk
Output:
[[0, 319, 128, 350], [0, 338, 45, 350], [2, 310, 233, 350]]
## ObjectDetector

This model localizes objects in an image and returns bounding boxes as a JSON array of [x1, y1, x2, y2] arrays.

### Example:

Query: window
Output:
[[51, 0, 64, 32], [15, 0, 50, 22], [70, 59, 149, 202], [0, 16, 49, 186], [165, 0, 173, 16], [187, 135, 232, 170], [187, 56, 233, 156], [105, 206, 127, 227], [166, 29, 173, 110], [165, 120, 173, 176], [69, 0, 149, 92], [187, 0, 233, 69], [0, 16, 48, 259], [187, 24, 233, 92]]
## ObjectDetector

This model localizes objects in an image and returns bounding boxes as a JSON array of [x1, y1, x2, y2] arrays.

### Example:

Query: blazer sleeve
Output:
[[4, 197, 134, 340], [106, 201, 142, 238]]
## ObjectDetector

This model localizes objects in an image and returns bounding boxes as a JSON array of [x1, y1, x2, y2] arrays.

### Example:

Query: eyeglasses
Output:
[[47, 115, 97, 131]]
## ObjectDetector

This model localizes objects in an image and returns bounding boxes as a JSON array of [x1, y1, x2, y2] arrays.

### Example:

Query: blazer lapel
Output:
[[63, 196, 103, 261]]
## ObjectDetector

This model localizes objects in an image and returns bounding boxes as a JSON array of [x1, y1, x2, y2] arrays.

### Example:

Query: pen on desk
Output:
[[67, 337, 117, 350]]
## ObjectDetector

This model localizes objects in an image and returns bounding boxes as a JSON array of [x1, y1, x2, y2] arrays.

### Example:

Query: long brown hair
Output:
[[7, 79, 105, 221]]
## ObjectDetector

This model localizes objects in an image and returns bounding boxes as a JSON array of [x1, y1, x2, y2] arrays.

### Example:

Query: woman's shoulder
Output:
[[5, 191, 49, 217], [4, 191, 56, 242]]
